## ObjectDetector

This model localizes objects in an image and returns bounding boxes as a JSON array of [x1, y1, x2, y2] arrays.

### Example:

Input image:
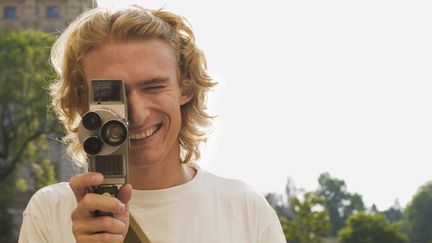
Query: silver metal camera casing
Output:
[[77, 80, 129, 186]]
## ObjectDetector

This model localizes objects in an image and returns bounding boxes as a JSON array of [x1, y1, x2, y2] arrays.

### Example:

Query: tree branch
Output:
[[0, 124, 46, 181]]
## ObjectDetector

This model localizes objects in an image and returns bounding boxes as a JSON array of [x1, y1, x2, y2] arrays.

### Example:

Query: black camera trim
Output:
[[83, 136, 103, 155], [82, 111, 102, 131]]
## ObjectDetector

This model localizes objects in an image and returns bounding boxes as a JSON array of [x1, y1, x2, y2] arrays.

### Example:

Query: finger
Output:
[[69, 172, 104, 201], [75, 232, 124, 243], [113, 184, 132, 230], [73, 216, 126, 235], [72, 193, 125, 219], [117, 184, 132, 204]]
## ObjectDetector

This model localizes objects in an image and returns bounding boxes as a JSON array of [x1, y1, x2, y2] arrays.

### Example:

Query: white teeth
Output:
[[130, 125, 159, 140]]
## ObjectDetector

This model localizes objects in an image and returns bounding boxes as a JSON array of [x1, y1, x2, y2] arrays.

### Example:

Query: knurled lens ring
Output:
[[101, 120, 128, 146]]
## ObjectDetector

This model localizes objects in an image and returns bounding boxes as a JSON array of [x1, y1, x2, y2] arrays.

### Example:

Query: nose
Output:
[[127, 91, 150, 127]]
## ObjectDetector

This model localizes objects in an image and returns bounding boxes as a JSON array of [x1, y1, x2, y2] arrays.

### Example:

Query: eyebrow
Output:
[[125, 77, 170, 92], [137, 77, 169, 86]]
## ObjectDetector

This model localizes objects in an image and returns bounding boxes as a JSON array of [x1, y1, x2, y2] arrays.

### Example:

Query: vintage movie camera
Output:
[[78, 80, 129, 197]]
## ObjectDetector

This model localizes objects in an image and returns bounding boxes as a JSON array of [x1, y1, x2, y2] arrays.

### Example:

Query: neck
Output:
[[128, 145, 196, 190]]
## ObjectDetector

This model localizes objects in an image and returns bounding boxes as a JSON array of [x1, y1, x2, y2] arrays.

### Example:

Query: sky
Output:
[[96, 0, 432, 210]]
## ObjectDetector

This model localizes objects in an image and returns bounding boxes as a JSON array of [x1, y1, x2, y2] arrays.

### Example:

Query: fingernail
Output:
[[118, 202, 125, 213], [92, 174, 102, 183]]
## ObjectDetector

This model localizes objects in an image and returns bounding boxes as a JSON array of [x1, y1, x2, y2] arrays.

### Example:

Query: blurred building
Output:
[[0, 0, 96, 33]]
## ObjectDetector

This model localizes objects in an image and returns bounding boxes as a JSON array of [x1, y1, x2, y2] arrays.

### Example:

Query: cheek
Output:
[[166, 102, 183, 129], [151, 94, 181, 121], [168, 104, 183, 126]]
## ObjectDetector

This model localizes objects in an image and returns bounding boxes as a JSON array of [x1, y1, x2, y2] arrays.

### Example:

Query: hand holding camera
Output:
[[69, 172, 132, 242]]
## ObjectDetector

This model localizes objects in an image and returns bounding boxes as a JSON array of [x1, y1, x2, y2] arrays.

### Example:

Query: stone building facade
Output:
[[0, 0, 96, 33]]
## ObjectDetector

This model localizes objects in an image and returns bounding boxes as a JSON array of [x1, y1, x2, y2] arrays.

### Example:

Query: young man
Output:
[[19, 6, 286, 243]]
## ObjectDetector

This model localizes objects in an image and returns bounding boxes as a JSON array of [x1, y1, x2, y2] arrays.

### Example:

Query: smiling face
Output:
[[83, 39, 191, 168]]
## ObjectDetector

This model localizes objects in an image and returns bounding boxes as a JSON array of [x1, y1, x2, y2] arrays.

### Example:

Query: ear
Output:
[[178, 76, 193, 105], [180, 89, 193, 105]]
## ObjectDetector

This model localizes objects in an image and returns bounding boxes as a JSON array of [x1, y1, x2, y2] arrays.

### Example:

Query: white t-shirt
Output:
[[19, 169, 286, 243]]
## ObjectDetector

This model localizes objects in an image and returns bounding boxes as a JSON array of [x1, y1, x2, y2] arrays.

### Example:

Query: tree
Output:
[[338, 213, 407, 243], [0, 29, 58, 184], [267, 178, 330, 242], [405, 182, 432, 243], [370, 204, 379, 214], [0, 29, 58, 241], [316, 172, 365, 236], [382, 199, 403, 223], [0, 174, 16, 243], [284, 191, 329, 243]]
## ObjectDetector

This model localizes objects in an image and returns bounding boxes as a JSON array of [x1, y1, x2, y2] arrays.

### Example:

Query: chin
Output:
[[128, 152, 162, 168]]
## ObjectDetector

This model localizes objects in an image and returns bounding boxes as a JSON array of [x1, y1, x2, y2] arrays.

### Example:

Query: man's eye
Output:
[[144, 86, 164, 92]]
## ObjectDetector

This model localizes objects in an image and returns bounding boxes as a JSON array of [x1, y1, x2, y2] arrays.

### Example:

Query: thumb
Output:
[[116, 184, 132, 238], [117, 183, 132, 204]]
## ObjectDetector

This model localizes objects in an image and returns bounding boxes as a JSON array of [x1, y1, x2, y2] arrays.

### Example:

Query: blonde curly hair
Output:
[[50, 6, 216, 167]]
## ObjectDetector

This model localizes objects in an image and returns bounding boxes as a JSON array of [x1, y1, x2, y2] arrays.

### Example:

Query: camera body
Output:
[[78, 80, 129, 189]]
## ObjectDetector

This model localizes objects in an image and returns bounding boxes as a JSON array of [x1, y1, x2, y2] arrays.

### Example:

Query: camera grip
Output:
[[87, 185, 119, 217]]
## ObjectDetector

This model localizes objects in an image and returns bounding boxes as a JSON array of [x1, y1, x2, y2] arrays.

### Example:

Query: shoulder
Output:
[[20, 183, 77, 243], [24, 182, 76, 218], [28, 182, 74, 205], [200, 169, 274, 213], [199, 170, 285, 241], [201, 170, 258, 195]]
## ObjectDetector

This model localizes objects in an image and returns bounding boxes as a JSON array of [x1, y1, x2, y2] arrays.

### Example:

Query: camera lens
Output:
[[83, 136, 103, 155], [101, 120, 127, 146], [82, 112, 102, 130]]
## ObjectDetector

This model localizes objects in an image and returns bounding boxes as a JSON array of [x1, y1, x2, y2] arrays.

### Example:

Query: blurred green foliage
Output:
[[405, 182, 432, 243], [33, 159, 57, 190], [271, 173, 432, 243], [317, 172, 365, 236], [338, 213, 407, 243], [0, 28, 59, 187], [0, 28, 59, 240], [284, 191, 329, 243], [0, 203, 15, 243]]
